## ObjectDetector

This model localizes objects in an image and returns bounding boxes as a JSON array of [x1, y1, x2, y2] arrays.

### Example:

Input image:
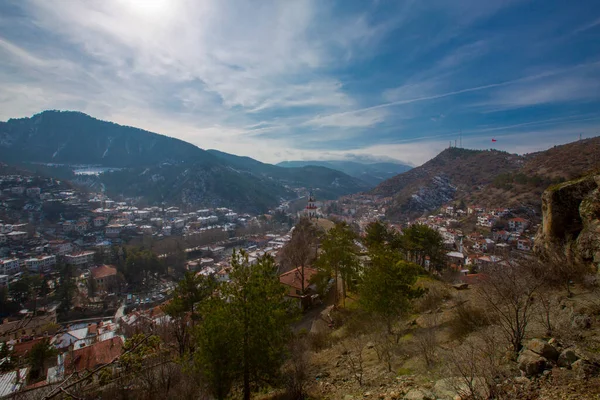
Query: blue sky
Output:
[[0, 0, 599, 165]]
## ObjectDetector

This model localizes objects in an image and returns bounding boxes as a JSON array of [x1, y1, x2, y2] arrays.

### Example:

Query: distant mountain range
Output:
[[371, 137, 600, 220], [0, 111, 369, 212], [276, 160, 412, 186]]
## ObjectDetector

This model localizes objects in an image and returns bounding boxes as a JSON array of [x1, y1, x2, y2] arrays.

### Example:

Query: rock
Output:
[[366, 342, 375, 349], [513, 376, 530, 385], [364, 391, 372, 397], [557, 349, 579, 368], [572, 359, 600, 379], [548, 338, 559, 346], [345, 395, 355, 400], [526, 339, 559, 361], [518, 350, 547, 376], [571, 314, 592, 330], [543, 370, 552, 378], [403, 389, 434, 400]]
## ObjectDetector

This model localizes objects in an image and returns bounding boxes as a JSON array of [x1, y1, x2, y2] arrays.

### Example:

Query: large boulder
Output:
[[572, 359, 600, 379], [403, 389, 435, 400], [518, 350, 547, 376], [535, 174, 600, 269], [557, 349, 579, 368], [526, 339, 559, 362]]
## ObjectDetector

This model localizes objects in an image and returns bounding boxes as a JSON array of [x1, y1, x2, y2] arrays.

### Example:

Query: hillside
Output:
[[277, 159, 412, 186], [208, 150, 371, 198], [372, 137, 600, 220], [0, 111, 368, 212]]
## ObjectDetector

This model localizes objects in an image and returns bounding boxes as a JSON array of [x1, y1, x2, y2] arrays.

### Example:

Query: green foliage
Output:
[[57, 263, 76, 314], [163, 271, 215, 319], [27, 338, 58, 381], [194, 251, 292, 400], [359, 248, 424, 334], [399, 224, 445, 271], [363, 220, 396, 250], [121, 334, 162, 371], [120, 248, 164, 288], [316, 222, 360, 304]]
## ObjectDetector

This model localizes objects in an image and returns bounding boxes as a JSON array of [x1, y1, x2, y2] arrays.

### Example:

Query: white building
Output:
[[7, 231, 27, 241], [25, 255, 57, 272], [48, 240, 73, 256], [65, 251, 96, 266], [105, 224, 123, 237], [0, 258, 21, 275]]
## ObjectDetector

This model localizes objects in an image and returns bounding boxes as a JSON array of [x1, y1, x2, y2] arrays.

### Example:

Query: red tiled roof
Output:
[[64, 336, 123, 373], [279, 267, 318, 291], [91, 265, 117, 279]]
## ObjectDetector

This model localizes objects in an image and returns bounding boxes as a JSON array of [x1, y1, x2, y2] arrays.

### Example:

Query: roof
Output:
[[64, 336, 123, 373], [91, 265, 117, 279], [0, 368, 28, 397], [279, 266, 319, 291], [11, 337, 46, 357]]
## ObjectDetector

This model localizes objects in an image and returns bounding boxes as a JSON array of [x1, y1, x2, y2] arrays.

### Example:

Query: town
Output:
[[0, 165, 542, 397]]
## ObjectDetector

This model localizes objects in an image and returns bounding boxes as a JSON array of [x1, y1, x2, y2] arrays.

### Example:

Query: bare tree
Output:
[[283, 335, 310, 399], [416, 313, 438, 369], [477, 259, 542, 355], [447, 328, 506, 400], [280, 218, 319, 292], [342, 338, 365, 386]]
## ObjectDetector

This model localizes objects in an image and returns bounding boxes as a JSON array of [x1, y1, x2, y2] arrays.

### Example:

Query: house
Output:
[[446, 251, 465, 266], [492, 230, 510, 242], [0, 258, 21, 275], [508, 218, 529, 232], [0, 234, 6, 244], [26, 187, 41, 197], [25, 255, 57, 273], [279, 266, 319, 308], [91, 265, 118, 292], [64, 336, 123, 374], [517, 238, 532, 251], [105, 224, 123, 238], [0, 275, 8, 287], [0, 368, 29, 397], [65, 251, 95, 266], [7, 231, 27, 241], [93, 217, 107, 228], [47, 240, 73, 256]]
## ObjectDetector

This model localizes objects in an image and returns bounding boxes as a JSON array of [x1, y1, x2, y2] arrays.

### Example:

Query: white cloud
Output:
[[305, 108, 388, 128]]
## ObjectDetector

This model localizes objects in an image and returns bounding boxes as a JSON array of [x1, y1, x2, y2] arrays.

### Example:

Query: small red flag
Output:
[[491, 138, 497, 142]]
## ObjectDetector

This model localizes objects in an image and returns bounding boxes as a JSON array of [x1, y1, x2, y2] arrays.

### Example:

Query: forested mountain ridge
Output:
[[277, 159, 412, 186], [0, 111, 368, 211]]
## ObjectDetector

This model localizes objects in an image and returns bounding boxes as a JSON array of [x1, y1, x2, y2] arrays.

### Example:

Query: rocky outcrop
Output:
[[535, 174, 600, 269]]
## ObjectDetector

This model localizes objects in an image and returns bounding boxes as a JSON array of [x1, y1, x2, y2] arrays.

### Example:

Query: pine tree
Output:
[[195, 251, 292, 400], [316, 222, 360, 306]]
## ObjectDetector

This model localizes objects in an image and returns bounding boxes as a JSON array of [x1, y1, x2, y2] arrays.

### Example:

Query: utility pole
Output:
[[460, 130, 462, 148]]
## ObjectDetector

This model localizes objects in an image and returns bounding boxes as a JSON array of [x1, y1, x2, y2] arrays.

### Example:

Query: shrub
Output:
[[449, 300, 490, 340]]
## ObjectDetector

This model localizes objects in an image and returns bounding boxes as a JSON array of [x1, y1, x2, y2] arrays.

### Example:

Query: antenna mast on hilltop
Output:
[[460, 130, 462, 148]]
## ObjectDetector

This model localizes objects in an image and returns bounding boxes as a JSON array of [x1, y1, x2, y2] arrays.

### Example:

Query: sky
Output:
[[0, 0, 599, 166]]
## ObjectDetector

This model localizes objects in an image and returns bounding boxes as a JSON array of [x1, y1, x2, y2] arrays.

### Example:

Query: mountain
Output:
[[208, 150, 371, 199], [0, 111, 368, 212], [0, 110, 211, 167], [372, 137, 600, 220], [277, 160, 412, 186]]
